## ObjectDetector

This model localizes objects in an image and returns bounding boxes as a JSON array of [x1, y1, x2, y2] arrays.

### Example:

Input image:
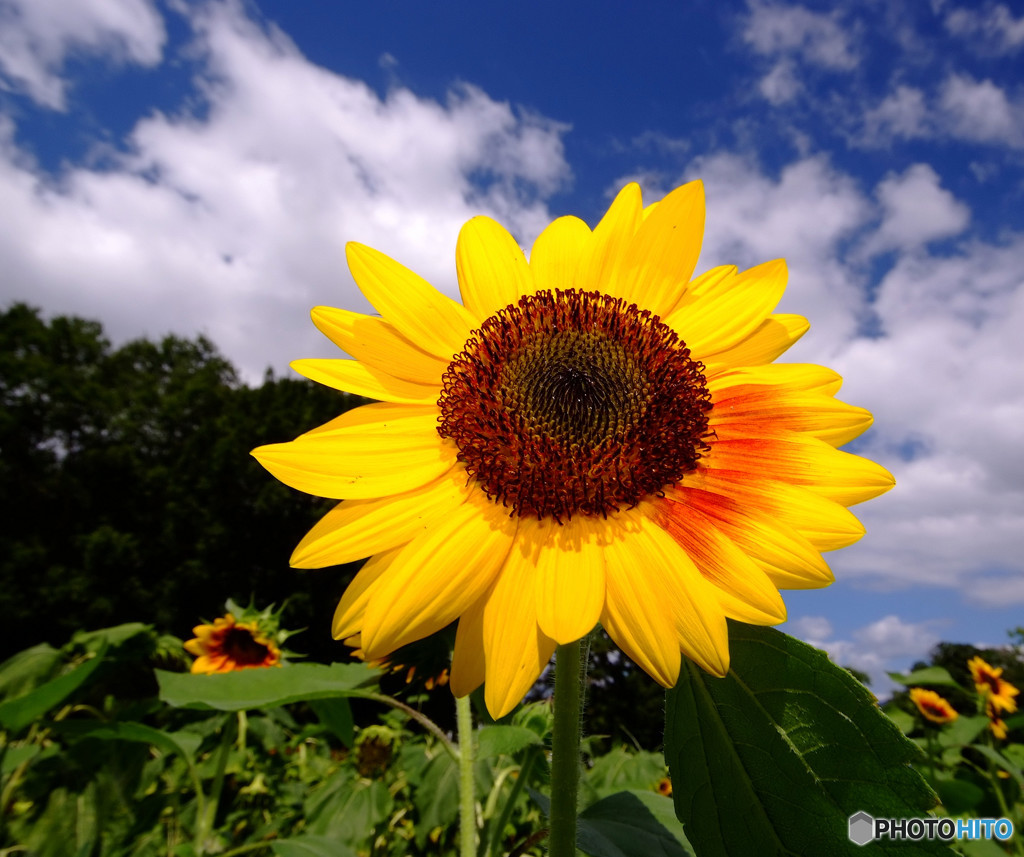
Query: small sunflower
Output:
[[985, 699, 1009, 740], [968, 656, 1019, 714], [909, 687, 958, 725], [253, 181, 894, 718], [185, 612, 283, 673]]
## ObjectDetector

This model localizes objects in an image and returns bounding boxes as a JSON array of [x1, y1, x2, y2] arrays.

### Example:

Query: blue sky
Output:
[[1, 0, 1022, 693]]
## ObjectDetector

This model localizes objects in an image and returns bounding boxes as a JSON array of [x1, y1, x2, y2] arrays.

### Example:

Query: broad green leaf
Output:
[[0, 643, 63, 701], [932, 778, 984, 814], [304, 768, 392, 845], [584, 747, 665, 799], [477, 724, 542, 759], [1, 743, 41, 775], [54, 720, 202, 763], [666, 624, 955, 857], [309, 697, 355, 746], [887, 666, 960, 689], [414, 750, 459, 848], [881, 704, 914, 736], [578, 790, 695, 857], [271, 837, 358, 857], [0, 643, 108, 734], [959, 837, 1015, 857], [937, 714, 989, 748], [156, 662, 380, 710], [968, 743, 1024, 790]]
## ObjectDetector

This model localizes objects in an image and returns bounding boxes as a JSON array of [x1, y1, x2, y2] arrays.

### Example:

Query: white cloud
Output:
[[862, 164, 970, 255], [861, 85, 930, 145], [790, 614, 941, 694], [0, 0, 165, 110], [743, 0, 859, 70], [758, 58, 803, 105], [0, 0, 570, 381], [943, 2, 1024, 55], [939, 73, 1023, 146]]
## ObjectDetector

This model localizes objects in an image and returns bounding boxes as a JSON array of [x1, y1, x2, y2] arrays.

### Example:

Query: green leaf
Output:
[[578, 790, 695, 857], [887, 666, 960, 689], [54, 720, 202, 763], [0, 643, 108, 734], [665, 623, 956, 857], [0, 643, 63, 701], [476, 724, 542, 759], [309, 697, 355, 746], [155, 662, 380, 710], [968, 743, 1024, 791], [1, 743, 41, 775], [937, 714, 989, 748], [414, 750, 459, 848], [932, 778, 984, 814], [271, 835, 358, 857]]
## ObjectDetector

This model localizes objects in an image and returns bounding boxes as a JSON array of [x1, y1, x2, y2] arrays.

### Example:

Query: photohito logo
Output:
[[848, 811, 1015, 846]]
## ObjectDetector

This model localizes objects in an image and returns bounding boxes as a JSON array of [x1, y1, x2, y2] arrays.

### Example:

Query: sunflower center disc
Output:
[[438, 288, 712, 521]]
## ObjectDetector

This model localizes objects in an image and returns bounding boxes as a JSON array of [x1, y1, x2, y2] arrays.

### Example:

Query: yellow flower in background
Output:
[[253, 181, 894, 718], [985, 699, 1009, 740], [968, 656, 1019, 714], [909, 688, 959, 725], [185, 613, 283, 673]]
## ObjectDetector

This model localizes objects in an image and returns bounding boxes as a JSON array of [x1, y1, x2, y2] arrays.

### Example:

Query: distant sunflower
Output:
[[185, 613, 282, 673], [253, 181, 894, 718], [909, 688, 958, 725], [968, 656, 1019, 714], [985, 699, 1009, 740]]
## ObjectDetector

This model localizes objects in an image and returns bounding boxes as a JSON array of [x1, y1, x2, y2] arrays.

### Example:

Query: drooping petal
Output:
[[252, 418, 457, 499], [575, 183, 643, 299], [701, 313, 809, 370], [481, 538, 558, 718], [359, 489, 517, 660], [331, 546, 402, 640], [529, 215, 592, 294], [292, 358, 439, 404], [290, 466, 470, 567], [450, 597, 486, 698], [644, 499, 786, 625], [668, 259, 788, 361], [346, 242, 477, 360], [617, 180, 705, 317], [311, 306, 448, 386], [457, 216, 536, 319], [528, 515, 607, 645]]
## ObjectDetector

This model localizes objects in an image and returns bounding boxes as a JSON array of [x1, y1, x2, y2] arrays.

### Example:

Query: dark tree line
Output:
[[0, 303, 365, 663]]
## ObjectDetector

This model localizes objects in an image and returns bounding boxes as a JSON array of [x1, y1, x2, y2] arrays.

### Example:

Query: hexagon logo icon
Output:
[[849, 811, 875, 846]]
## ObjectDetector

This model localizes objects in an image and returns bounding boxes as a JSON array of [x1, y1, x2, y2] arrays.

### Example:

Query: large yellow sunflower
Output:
[[253, 181, 894, 718]]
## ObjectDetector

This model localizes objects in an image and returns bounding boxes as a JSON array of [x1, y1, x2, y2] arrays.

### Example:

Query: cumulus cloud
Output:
[[0, 0, 570, 381], [861, 163, 970, 255], [943, 2, 1024, 55], [742, 0, 859, 69], [939, 73, 1023, 146], [0, 0, 165, 110], [860, 85, 930, 145]]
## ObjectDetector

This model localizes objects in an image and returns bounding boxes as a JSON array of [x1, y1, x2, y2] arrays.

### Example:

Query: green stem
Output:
[[549, 640, 587, 857], [195, 712, 236, 854], [487, 746, 539, 857], [457, 693, 477, 857], [356, 691, 459, 760]]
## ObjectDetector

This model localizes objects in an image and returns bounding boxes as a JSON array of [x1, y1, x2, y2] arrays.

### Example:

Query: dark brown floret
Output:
[[437, 289, 712, 521]]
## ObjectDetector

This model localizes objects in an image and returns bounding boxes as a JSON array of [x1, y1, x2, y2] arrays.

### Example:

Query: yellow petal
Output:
[[359, 490, 516, 660], [481, 538, 557, 718], [290, 466, 470, 567], [457, 216, 536, 320], [705, 434, 895, 506], [575, 183, 643, 299], [311, 306, 448, 386], [643, 500, 786, 625], [528, 516, 606, 645], [332, 547, 401, 640], [292, 358, 439, 404], [300, 402, 436, 437], [251, 421, 457, 500], [618, 180, 705, 317], [668, 259, 788, 361], [707, 363, 843, 397], [450, 597, 486, 698], [346, 242, 477, 360], [709, 389, 874, 447], [529, 215, 592, 294], [702, 313, 809, 369]]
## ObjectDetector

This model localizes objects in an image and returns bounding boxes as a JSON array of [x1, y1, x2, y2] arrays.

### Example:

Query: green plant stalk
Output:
[[487, 745, 539, 857], [195, 712, 236, 854], [457, 693, 476, 857], [549, 640, 585, 857]]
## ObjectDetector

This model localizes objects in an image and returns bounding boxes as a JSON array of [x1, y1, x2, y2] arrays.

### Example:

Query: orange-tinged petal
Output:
[[346, 242, 476, 360], [481, 538, 557, 718], [618, 180, 705, 317], [707, 363, 844, 396], [575, 183, 643, 299], [457, 216, 536, 319], [709, 389, 874, 447], [311, 306, 448, 386], [528, 515, 607, 645], [529, 215, 592, 294], [359, 490, 517, 660], [292, 358, 439, 404], [291, 466, 469, 567], [704, 434, 895, 506], [645, 499, 787, 625]]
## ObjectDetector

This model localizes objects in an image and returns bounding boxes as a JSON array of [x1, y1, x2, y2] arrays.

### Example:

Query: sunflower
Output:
[[252, 181, 894, 718], [985, 699, 1009, 740], [968, 656, 1019, 714], [185, 613, 283, 673], [909, 687, 958, 725]]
